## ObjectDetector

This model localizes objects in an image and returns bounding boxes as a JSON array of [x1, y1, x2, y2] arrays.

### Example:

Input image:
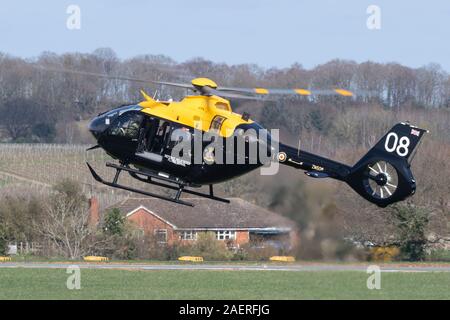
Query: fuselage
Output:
[[88, 96, 274, 185]]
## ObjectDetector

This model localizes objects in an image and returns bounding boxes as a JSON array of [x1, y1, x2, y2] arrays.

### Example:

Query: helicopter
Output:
[[45, 68, 428, 207]]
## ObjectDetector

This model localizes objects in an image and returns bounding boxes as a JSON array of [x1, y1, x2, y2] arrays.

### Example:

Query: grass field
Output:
[[1, 268, 450, 299]]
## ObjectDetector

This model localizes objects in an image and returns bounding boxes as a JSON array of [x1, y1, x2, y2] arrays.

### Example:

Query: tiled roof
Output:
[[104, 197, 295, 230]]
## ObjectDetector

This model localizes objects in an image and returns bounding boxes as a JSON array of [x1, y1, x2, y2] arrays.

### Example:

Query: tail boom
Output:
[[277, 144, 351, 180]]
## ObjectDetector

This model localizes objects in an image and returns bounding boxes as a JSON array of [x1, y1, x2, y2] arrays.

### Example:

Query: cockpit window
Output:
[[100, 105, 142, 125], [109, 112, 143, 139], [210, 115, 226, 132], [100, 105, 141, 117]]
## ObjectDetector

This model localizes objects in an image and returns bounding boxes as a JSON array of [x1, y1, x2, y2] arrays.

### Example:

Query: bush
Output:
[[32, 123, 56, 142], [239, 244, 279, 261], [103, 208, 125, 236], [390, 203, 430, 261], [369, 246, 400, 262], [0, 235, 6, 256], [112, 235, 137, 260], [426, 249, 450, 262], [179, 232, 233, 261], [144, 235, 181, 260], [93, 221, 143, 260]]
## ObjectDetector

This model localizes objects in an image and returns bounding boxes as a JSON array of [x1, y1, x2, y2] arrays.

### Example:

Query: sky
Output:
[[1, 0, 449, 70]]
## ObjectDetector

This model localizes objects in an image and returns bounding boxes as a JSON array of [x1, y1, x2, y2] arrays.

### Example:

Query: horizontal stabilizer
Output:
[[305, 171, 329, 178]]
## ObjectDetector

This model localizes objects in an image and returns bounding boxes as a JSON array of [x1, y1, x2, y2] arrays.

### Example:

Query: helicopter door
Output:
[[135, 118, 172, 163]]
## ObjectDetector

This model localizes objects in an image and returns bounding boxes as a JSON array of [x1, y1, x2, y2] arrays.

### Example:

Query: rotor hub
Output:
[[191, 78, 218, 89], [374, 173, 388, 186]]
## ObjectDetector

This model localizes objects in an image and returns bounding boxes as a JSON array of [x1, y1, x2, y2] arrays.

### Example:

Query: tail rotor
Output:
[[364, 160, 398, 200]]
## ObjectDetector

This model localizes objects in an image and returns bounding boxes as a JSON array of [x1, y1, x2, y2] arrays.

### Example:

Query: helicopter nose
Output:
[[88, 116, 108, 139]]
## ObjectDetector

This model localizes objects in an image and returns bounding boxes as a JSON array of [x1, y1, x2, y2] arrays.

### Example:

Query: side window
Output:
[[109, 112, 143, 139], [210, 115, 226, 132], [155, 120, 171, 141], [167, 126, 192, 150], [214, 102, 230, 111], [150, 120, 172, 153]]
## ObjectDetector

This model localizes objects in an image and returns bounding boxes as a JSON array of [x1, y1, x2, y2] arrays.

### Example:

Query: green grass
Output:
[[1, 268, 450, 299]]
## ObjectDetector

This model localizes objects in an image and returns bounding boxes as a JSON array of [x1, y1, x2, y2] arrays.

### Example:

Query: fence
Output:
[[8, 242, 42, 255]]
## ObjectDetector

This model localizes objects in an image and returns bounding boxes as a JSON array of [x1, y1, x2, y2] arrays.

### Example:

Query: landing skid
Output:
[[86, 162, 230, 207]]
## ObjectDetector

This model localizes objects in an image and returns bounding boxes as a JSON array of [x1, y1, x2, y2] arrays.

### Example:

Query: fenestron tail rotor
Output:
[[364, 160, 399, 200]]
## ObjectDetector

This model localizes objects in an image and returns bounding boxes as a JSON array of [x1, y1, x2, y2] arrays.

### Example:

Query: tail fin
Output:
[[140, 90, 158, 105], [346, 122, 428, 207]]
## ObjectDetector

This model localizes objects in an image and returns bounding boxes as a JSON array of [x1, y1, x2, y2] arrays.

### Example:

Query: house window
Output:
[[133, 228, 145, 238], [154, 229, 167, 243], [179, 231, 197, 241], [216, 230, 236, 240]]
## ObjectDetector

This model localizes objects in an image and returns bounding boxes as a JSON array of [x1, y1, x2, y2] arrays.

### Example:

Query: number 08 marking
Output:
[[384, 132, 410, 157]]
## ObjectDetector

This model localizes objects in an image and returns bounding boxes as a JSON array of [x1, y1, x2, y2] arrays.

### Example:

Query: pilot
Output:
[[127, 119, 140, 137]]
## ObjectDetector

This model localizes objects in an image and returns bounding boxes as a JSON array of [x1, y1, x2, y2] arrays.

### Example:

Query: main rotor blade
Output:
[[217, 86, 357, 97], [33, 66, 372, 99], [202, 86, 271, 101], [33, 67, 268, 100], [33, 66, 195, 90]]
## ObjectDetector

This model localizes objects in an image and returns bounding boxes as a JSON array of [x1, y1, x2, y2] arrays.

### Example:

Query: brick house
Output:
[[96, 197, 298, 250]]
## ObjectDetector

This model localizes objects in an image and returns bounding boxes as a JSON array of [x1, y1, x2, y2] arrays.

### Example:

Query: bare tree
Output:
[[38, 181, 91, 259]]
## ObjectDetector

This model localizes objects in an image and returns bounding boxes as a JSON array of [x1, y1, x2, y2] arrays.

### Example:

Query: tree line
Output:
[[0, 48, 449, 143]]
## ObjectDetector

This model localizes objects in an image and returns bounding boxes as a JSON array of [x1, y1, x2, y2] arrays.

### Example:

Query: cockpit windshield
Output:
[[89, 105, 142, 137], [109, 112, 143, 139], [100, 105, 142, 124]]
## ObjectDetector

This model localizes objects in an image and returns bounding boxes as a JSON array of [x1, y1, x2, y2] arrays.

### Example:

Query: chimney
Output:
[[88, 196, 100, 228]]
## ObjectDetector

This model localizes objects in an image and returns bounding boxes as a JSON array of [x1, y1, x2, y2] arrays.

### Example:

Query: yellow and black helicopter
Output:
[[48, 69, 427, 207]]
